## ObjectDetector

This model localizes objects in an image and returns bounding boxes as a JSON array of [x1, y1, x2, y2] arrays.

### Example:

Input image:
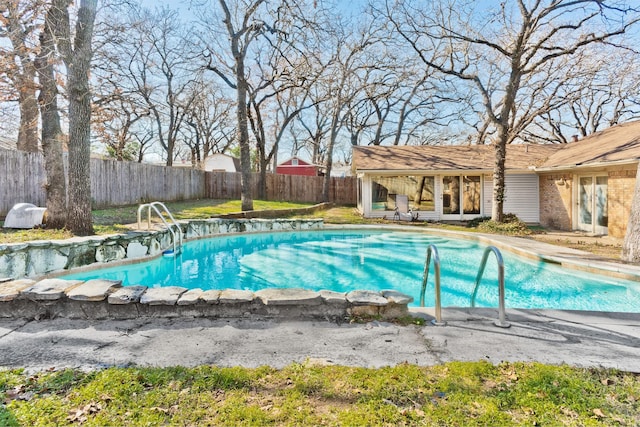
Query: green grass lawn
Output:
[[1, 362, 638, 426], [1, 199, 320, 243]]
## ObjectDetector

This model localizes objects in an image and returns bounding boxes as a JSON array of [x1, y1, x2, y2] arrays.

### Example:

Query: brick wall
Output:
[[539, 166, 637, 238], [539, 173, 573, 230], [608, 166, 637, 238]]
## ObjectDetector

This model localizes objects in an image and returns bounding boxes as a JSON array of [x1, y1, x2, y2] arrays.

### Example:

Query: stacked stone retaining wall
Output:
[[0, 218, 323, 280]]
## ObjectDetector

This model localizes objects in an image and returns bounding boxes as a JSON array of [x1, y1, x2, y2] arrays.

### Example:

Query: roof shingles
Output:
[[353, 121, 640, 172], [353, 144, 561, 172]]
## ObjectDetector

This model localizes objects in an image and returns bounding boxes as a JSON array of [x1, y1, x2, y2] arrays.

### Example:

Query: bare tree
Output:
[[0, 0, 44, 152], [182, 80, 235, 168], [203, 0, 281, 211], [92, 85, 150, 161], [388, 0, 640, 222], [133, 7, 197, 166], [295, 95, 331, 165], [529, 48, 640, 143], [34, 0, 66, 228], [49, 0, 98, 235], [317, 17, 384, 201], [248, 41, 325, 197], [93, 6, 199, 166]]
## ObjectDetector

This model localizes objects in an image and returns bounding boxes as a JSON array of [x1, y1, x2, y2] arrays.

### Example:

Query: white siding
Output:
[[203, 154, 238, 172], [483, 174, 493, 217], [504, 174, 539, 223]]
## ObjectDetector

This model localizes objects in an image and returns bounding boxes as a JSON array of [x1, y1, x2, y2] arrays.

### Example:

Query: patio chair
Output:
[[393, 195, 419, 221]]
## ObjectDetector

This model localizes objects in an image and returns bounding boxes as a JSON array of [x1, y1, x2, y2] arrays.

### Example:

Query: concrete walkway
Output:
[[1, 308, 638, 373]]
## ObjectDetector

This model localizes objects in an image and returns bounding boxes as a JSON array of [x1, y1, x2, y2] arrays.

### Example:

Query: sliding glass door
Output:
[[442, 175, 482, 219], [577, 175, 608, 235]]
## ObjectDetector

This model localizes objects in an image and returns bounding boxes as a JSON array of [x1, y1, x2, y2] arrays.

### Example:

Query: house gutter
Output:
[[533, 158, 640, 172], [354, 168, 535, 175]]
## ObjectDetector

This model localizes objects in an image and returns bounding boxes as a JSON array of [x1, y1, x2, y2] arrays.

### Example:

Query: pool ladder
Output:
[[137, 201, 183, 256], [420, 244, 510, 328]]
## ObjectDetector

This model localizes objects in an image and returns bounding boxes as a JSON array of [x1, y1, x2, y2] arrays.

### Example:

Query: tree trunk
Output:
[[5, 7, 40, 153], [258, 161, 267, 200], [236, 57, 254, 211], [64, 0, 97, 236], [491, 135, 507, 223], [414, 176, 426, 205], [622, 162, 640, 262], [17, 86, 40, 153], [35, 4, 67, 229], [322, 123, 338, 202]]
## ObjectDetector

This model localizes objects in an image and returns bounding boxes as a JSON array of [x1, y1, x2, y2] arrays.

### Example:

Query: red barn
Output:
[[275, 157, 322, 176]]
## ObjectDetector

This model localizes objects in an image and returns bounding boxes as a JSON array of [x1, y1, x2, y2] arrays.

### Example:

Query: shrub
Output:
[[470, 213, 532, 236]]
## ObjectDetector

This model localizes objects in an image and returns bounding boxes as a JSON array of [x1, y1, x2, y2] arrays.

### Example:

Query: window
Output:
[[370, 176, 435, 211]]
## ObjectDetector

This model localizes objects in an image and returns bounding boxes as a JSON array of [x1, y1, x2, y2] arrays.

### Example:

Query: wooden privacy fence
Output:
[[0, 148, 357, 216], [91, 158, 205, 207], [204, 172, 357, 204]]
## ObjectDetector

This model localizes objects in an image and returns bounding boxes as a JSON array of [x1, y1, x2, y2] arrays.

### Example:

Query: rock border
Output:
[[0, 278, 413, 321], [0, 218, 323, 279]]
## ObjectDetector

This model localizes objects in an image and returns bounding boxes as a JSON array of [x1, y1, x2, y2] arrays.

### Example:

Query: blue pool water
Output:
[[64, 229, 640, 312]]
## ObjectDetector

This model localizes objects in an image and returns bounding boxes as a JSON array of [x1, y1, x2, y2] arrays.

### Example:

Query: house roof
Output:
[[540, 121, 640, 169], [206, 153, 240, 171], [277, 156, 318, 167], [353, 120, 640, 173], [353, 143, 562, 172]]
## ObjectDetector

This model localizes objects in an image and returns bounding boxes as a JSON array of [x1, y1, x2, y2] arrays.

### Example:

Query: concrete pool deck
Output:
[[0, 307, 638, 372]]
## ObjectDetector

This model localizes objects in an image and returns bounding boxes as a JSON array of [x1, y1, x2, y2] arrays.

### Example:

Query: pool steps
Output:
[[0, 278, 413, 321], [137, 201, 183, 256], [420, 244, 444, 326], [471, 246, 510, 328]]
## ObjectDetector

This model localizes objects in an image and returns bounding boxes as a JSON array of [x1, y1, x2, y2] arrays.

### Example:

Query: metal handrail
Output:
[[137, 201, 183, 255], [420, 244, 446, 326], [470, 246, 510, 328]]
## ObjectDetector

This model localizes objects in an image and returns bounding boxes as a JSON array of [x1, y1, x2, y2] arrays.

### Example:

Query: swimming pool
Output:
[[63, 229, 640, 312]]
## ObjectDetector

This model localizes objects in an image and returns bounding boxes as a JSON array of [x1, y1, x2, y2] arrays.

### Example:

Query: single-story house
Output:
[[203, 153, 240, 172], [276, 156, 322, 176], [353, 121, 640, 238]]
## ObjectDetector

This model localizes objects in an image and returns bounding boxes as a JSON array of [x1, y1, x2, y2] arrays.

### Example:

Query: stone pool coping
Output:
[[0, 278, 412, 321]]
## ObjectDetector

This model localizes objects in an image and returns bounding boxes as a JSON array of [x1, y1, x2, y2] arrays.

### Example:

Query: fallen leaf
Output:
[[561, 407, 578, 418], [67, 409, 87, 424], [611, 415, 627, 425], [593, 408, 606, 418], [66, 401, 102, 424]]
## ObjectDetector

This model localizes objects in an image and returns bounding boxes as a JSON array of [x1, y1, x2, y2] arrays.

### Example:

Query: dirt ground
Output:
[[529, 230, 623, 260]]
